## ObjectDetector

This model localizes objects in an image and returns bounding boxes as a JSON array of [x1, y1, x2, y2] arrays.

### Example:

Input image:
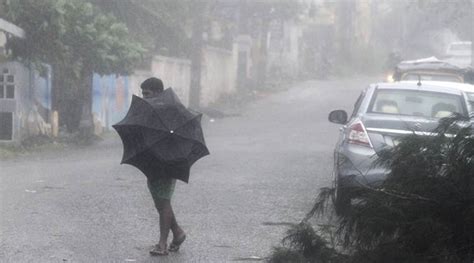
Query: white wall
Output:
[[200, 46, 237, 107], [267, 20, 303, 79], [130, 56, 192, 106], [129, 48, 237, 108], [151, 56, 192, 106]]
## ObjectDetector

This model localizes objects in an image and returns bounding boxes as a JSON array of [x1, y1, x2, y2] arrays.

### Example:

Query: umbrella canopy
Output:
[[113, 88, 209, 183]]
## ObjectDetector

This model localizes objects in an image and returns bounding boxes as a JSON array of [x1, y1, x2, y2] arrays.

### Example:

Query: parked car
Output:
[[446, 41, 471, 57], [391, 56, 473, 84], [328, 81, 473, 214], [445, 41, 472, 68]]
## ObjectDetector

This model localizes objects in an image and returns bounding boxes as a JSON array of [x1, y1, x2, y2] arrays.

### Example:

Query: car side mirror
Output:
[[328, 110, 348, 124]]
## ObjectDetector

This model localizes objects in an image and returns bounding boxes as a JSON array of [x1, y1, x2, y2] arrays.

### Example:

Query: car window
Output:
[[351, 90, 366, 118], [402, 73, 462, 83], [369, 89, 466, 118], [449, 43, 471, 51], [466, 92, 474, 113]]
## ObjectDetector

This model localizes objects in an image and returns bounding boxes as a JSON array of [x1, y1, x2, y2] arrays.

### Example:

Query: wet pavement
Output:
[[0, 77, 375, 262]]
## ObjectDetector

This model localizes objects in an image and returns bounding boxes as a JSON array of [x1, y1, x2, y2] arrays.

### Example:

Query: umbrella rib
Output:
[[134, 137, 188, 164], [143, 101, 170, 130], [120, 96, 170, 130], [122, 147, 149, 163], [122, 143, 167, 164], [138, 95, 203, 135], [121, 133, 197, 163], [115, 123, 168, 132], [116, 123, 203, 146], [172, 128, 208, 147], [117, 122, 205, 146], [172, 131, 206, 146], [132, 95, 171, 130], [173, 113, 202, 133]]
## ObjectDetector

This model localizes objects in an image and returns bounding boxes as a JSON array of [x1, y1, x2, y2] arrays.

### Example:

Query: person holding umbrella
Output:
[[114, 76, 209, 256], [139, 77, 187, 256]]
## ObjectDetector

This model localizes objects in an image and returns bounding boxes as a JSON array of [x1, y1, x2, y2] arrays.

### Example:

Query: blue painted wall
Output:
[[92, 74, 130, 129]]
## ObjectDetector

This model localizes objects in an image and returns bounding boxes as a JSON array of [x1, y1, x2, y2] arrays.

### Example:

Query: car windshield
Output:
[[449, 43, 471, 51], [402, 73, 462, 83], [370, 89, 466, 118], [466, 92, 474, 113]]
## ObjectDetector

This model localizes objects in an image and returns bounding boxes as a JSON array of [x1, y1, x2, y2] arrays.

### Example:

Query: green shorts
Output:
[[147, 177, 176, 202]]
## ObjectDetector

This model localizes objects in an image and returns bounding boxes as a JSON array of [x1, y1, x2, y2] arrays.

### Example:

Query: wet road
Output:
[[0, 78, 375, 262]]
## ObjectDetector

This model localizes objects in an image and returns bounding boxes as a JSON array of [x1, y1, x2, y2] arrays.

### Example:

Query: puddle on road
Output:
[[43, 186, 65, 190], [231, 256, 266, 261], [261, 221, 296, 227], [213, 244, 265, 261], [108, 184, 131, 189]]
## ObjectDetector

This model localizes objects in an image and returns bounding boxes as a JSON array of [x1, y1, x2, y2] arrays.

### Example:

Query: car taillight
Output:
[[348, 122, 372, 148]]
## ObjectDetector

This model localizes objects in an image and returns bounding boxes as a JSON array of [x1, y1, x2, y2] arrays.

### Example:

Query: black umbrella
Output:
[[112, 88, 209, 183]]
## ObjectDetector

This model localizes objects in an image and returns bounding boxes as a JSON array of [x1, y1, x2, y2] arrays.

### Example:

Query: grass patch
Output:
[[0, 132, 106, 160], [0, 144, 25, 159]]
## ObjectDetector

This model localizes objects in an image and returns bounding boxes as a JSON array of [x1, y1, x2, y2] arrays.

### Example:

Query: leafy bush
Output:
[[269, 222, 347, 263], [270, 116, 474, 262]]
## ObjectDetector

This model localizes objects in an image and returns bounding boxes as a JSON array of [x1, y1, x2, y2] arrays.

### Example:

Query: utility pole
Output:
[[256, 17, 269, 89], [189, 1, 210, 109], [471, 0, 474, 67], [189, 12, 204, 109]]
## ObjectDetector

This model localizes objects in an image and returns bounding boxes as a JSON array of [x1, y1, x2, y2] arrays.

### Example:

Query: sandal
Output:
[[169, 234, 186, 252], [150, 244, 168, 256]]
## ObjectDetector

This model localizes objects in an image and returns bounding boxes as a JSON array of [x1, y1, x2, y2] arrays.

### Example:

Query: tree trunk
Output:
[[52, 63, 80, 133], [78, 70, 94, 138], [51, 63, 61, 115], [471, 0, 474, 68], [52, 63, 90, 134], [337, 1, 355, 65], [256, 19, 269, 89]]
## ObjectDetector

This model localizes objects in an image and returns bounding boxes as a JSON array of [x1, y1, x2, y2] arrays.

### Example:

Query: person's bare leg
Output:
[[169, 205, 185, 239], [156, 198, 173, 251]]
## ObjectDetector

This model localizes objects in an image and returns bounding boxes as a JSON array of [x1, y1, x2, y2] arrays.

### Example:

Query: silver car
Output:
[[328, 81, 472, 214]]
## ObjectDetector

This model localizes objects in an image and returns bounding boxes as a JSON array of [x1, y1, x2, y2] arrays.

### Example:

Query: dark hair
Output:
[[140, 77, 164, 92]]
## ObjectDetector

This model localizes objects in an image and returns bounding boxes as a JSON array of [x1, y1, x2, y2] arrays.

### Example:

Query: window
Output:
[[0, 112, 13, 140], [466, 93, 474, 113], [0, 84, 14, 99], [449, 43, 471, 51], [402, 73, 462, 83], [351, 89, 367, 118], [6, 85, 14, 98], [0, 72, 14, 99], [369, 89, 466, 118]]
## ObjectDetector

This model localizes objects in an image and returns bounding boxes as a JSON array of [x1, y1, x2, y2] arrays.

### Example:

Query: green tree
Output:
[[6, 0, 144, 133], [91, 0, 207, 108], [90, 0, 191, 57], [94, 1, 303, 107]]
